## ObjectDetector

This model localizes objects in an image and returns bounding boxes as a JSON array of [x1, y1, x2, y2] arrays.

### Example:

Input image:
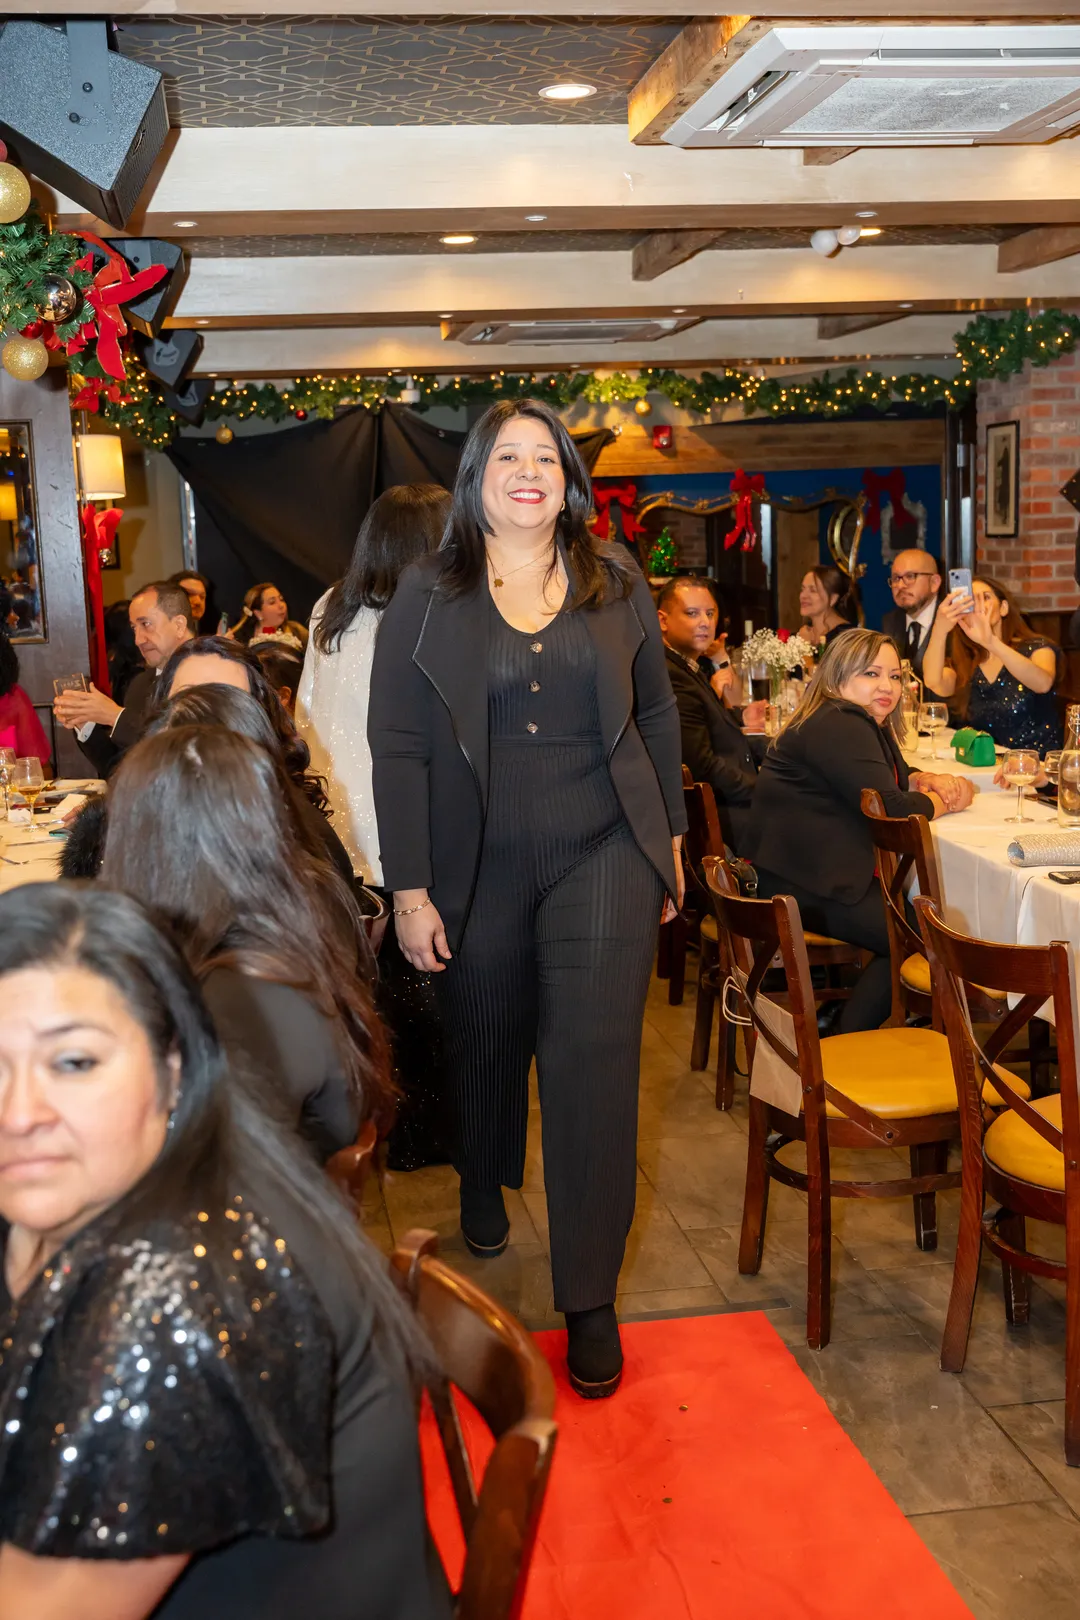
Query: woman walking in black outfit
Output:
[[369, 400, 686, 1397]]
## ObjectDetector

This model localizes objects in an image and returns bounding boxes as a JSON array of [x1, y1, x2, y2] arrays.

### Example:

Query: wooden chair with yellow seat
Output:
[[683, 777, 870, 1112], [391, 1229, 558, 1618], [861, 788, 1055, 1085], [915, 898, 1080, 1464], [704, 856, 1028, 1350]]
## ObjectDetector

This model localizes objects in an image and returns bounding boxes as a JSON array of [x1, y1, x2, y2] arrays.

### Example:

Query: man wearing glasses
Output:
[[883, 549, 947, 700]]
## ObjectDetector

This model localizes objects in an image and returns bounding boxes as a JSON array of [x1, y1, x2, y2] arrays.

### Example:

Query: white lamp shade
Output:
[[76, 434, 126, 502]]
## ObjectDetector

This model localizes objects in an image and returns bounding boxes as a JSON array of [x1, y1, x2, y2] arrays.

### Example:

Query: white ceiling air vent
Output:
[[454, 317, 697, 345], [663, 26, 1080, 149]]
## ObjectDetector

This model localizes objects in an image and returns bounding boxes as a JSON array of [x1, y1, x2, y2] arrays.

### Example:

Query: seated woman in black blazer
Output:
[[745, 628, 974, 1032]]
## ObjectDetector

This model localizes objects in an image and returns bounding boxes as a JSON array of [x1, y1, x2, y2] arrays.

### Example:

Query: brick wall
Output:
[[976, 355, 1080, 612]]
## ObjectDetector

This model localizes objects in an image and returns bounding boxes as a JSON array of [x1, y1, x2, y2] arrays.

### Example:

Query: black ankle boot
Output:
[[565, 1304, 623, 1398], [459, 1182, 509, 1258]]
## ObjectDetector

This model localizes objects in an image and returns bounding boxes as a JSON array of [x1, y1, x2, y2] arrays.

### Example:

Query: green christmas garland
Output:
[[4, 204, 1080, 450]]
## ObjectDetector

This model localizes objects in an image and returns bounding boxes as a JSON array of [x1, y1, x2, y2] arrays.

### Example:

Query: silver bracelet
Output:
[[393, 898, 432, 917]]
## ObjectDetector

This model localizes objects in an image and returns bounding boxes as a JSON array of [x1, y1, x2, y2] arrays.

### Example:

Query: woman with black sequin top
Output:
[[0, 884, 449, 1620], [922, 573, 1062, 752]]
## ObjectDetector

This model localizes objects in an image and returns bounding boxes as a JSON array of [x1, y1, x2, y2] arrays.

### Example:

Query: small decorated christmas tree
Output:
[[647, 526, 677, 577]]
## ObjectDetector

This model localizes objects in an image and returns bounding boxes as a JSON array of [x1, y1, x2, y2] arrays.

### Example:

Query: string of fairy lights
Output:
[[89, 306, 1080, 450]]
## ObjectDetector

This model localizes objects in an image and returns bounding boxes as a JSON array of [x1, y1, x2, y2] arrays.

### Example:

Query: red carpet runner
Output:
[[422, 1311, 974, 1619]]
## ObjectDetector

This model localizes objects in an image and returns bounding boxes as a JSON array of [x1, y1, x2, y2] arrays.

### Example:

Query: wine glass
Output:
[[919, 702, 948, 761], [1002, 748, 1040, 824], [0, 747, 15, 819], [11, 756, 45, 819]]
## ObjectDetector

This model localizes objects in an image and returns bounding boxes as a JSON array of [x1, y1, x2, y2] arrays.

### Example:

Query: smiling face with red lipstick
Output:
[[481, 413, 567, 542]]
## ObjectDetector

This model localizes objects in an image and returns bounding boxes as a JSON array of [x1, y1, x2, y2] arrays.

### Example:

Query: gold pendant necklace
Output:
[[488, 549, 553, 589]]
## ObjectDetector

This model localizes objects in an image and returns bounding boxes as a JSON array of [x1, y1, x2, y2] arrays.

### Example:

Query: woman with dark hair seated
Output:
[[921, 572, 1061, 751], [745, 628, 973, 1033], [0, 882, 449, 1620], [151, 634, 353, 883], [0, 623, 50, 768], [100, 724, 385, 1162], [798, 563, 861, 650]]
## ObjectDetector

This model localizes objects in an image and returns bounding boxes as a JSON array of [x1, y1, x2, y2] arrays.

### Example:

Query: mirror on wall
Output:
[[0, 423, 45, 641]]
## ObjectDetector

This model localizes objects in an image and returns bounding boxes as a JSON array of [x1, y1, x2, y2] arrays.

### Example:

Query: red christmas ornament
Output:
[[295, 409, 307, 420], [651, 425, 673, 450]]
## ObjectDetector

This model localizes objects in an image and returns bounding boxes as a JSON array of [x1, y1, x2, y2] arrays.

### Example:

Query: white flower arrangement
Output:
[[741, 627, 816, 671]]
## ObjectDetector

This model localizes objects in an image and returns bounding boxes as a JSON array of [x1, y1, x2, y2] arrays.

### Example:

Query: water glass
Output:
[[1002, 748, 1040, 824], [53, 673, 89, 697], [919, 702, 948, 760]]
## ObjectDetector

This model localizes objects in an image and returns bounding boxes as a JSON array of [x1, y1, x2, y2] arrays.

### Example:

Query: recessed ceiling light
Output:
[[441, 233, 476, 246], [525, 214, 547, 222], [195, 319, 209, 325], [439, 312, 455, 319], [855, 210, 877, 220], [173, 220, 198, 228], [538, 82, 597, 102], [898, 302, 914, 309], [672, 308, 687, 314], [859, 226, 882, 237]]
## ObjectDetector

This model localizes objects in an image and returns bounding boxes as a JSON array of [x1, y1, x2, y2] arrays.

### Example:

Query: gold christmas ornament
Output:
[[2, 335, 49, 381], [38, 274, 79, 324], [0, 162, 31, 225], [215, 423, 234, 444], [634, 397, 652, 417]]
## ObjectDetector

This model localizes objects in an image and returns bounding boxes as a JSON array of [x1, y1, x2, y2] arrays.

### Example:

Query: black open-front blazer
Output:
[[368, 552, 687, 950]]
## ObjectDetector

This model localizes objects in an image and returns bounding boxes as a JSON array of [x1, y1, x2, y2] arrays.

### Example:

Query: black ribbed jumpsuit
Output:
[[438, 597, 664, 1313]]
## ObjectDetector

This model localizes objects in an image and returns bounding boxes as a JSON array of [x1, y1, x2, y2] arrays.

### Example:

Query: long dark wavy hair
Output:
[[438, 398, 634, 609], [100, 726, 393, 1128], [803, 563, 861, 628], [150, 634, 328, 811], [0, 883, 428, 1373], [314, 483, 451, 654], [947, 573, 1060, 719], [0, 626, 18, 698]]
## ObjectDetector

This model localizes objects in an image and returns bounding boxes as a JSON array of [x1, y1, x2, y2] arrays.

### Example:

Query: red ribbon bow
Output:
[[726, 469, 765, 551], [862, 468, 913, 532], [592, 482, 646, 544], [23, 235, 169, 382], [79, 504, 123, 693]]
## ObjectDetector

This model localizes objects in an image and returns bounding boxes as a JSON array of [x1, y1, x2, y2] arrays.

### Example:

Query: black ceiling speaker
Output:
[[139, 329, 203, 389], [1062, 470, 1080, 514], [0, 21, 168, 230], [114, 239, 188, 338], [160, 379, 212, 426]]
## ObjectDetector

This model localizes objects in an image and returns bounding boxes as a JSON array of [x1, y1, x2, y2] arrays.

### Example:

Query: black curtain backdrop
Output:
[[168, 404, 615, 624]]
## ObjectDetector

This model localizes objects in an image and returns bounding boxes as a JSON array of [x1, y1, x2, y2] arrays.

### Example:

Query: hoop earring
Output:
[[561, 500, 567, 513]]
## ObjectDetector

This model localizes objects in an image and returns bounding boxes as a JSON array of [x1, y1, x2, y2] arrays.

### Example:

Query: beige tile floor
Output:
[[361, 967, 1080, 1620]]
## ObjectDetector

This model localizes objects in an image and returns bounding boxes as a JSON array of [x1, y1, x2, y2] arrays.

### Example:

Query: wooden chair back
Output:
[[391, 1230, 558, 1620], [915, 897, 1080, 1181], [326, 1117, 378, 1205], [683, 779, 726, 871], [704, 855, 823, 1107], [860, 788, 941, 1020]]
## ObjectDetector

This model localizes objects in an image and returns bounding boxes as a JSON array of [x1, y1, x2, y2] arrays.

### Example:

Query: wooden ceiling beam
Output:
[[816, 312, 905, 339], [803, 148, 859, 167], [628, 16, 770, 146], [998, 225, 1080, 274], [632, 229, 727, 282]]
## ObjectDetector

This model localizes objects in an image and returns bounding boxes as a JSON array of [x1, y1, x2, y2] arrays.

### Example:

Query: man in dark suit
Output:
[[882, 549, 948, 701], [657, 576, 764, 851], [53, 579, 195, 775]]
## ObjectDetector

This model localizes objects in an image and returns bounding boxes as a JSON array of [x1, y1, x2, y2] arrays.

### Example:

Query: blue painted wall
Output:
[[626, 465, 942, 631]]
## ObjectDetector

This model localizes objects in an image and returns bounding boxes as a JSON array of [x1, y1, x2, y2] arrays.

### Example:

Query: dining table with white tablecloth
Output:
[[0, 781, 104, 896]]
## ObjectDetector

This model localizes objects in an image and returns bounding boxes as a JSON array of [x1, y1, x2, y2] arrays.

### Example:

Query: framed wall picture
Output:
[[985, 419, 1020, 539]]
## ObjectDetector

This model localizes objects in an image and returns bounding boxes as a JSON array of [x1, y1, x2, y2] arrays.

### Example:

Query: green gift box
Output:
[[951, 728, 997, 766]]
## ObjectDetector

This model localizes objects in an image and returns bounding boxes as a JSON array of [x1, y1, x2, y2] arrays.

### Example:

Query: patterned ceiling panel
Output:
[[114, 15, 683, 126], [182, 224, 1021, 257]]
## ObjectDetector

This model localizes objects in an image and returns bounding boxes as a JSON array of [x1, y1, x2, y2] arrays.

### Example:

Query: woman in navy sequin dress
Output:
[[922, 574, 1061, 752], [0, 885, 448, 1620]]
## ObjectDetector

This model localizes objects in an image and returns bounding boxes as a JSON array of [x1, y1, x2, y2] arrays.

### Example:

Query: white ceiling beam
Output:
[[48, 126, 1080, 236], [195, 314, 970, 376], [171, 244, 1080, 322]]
